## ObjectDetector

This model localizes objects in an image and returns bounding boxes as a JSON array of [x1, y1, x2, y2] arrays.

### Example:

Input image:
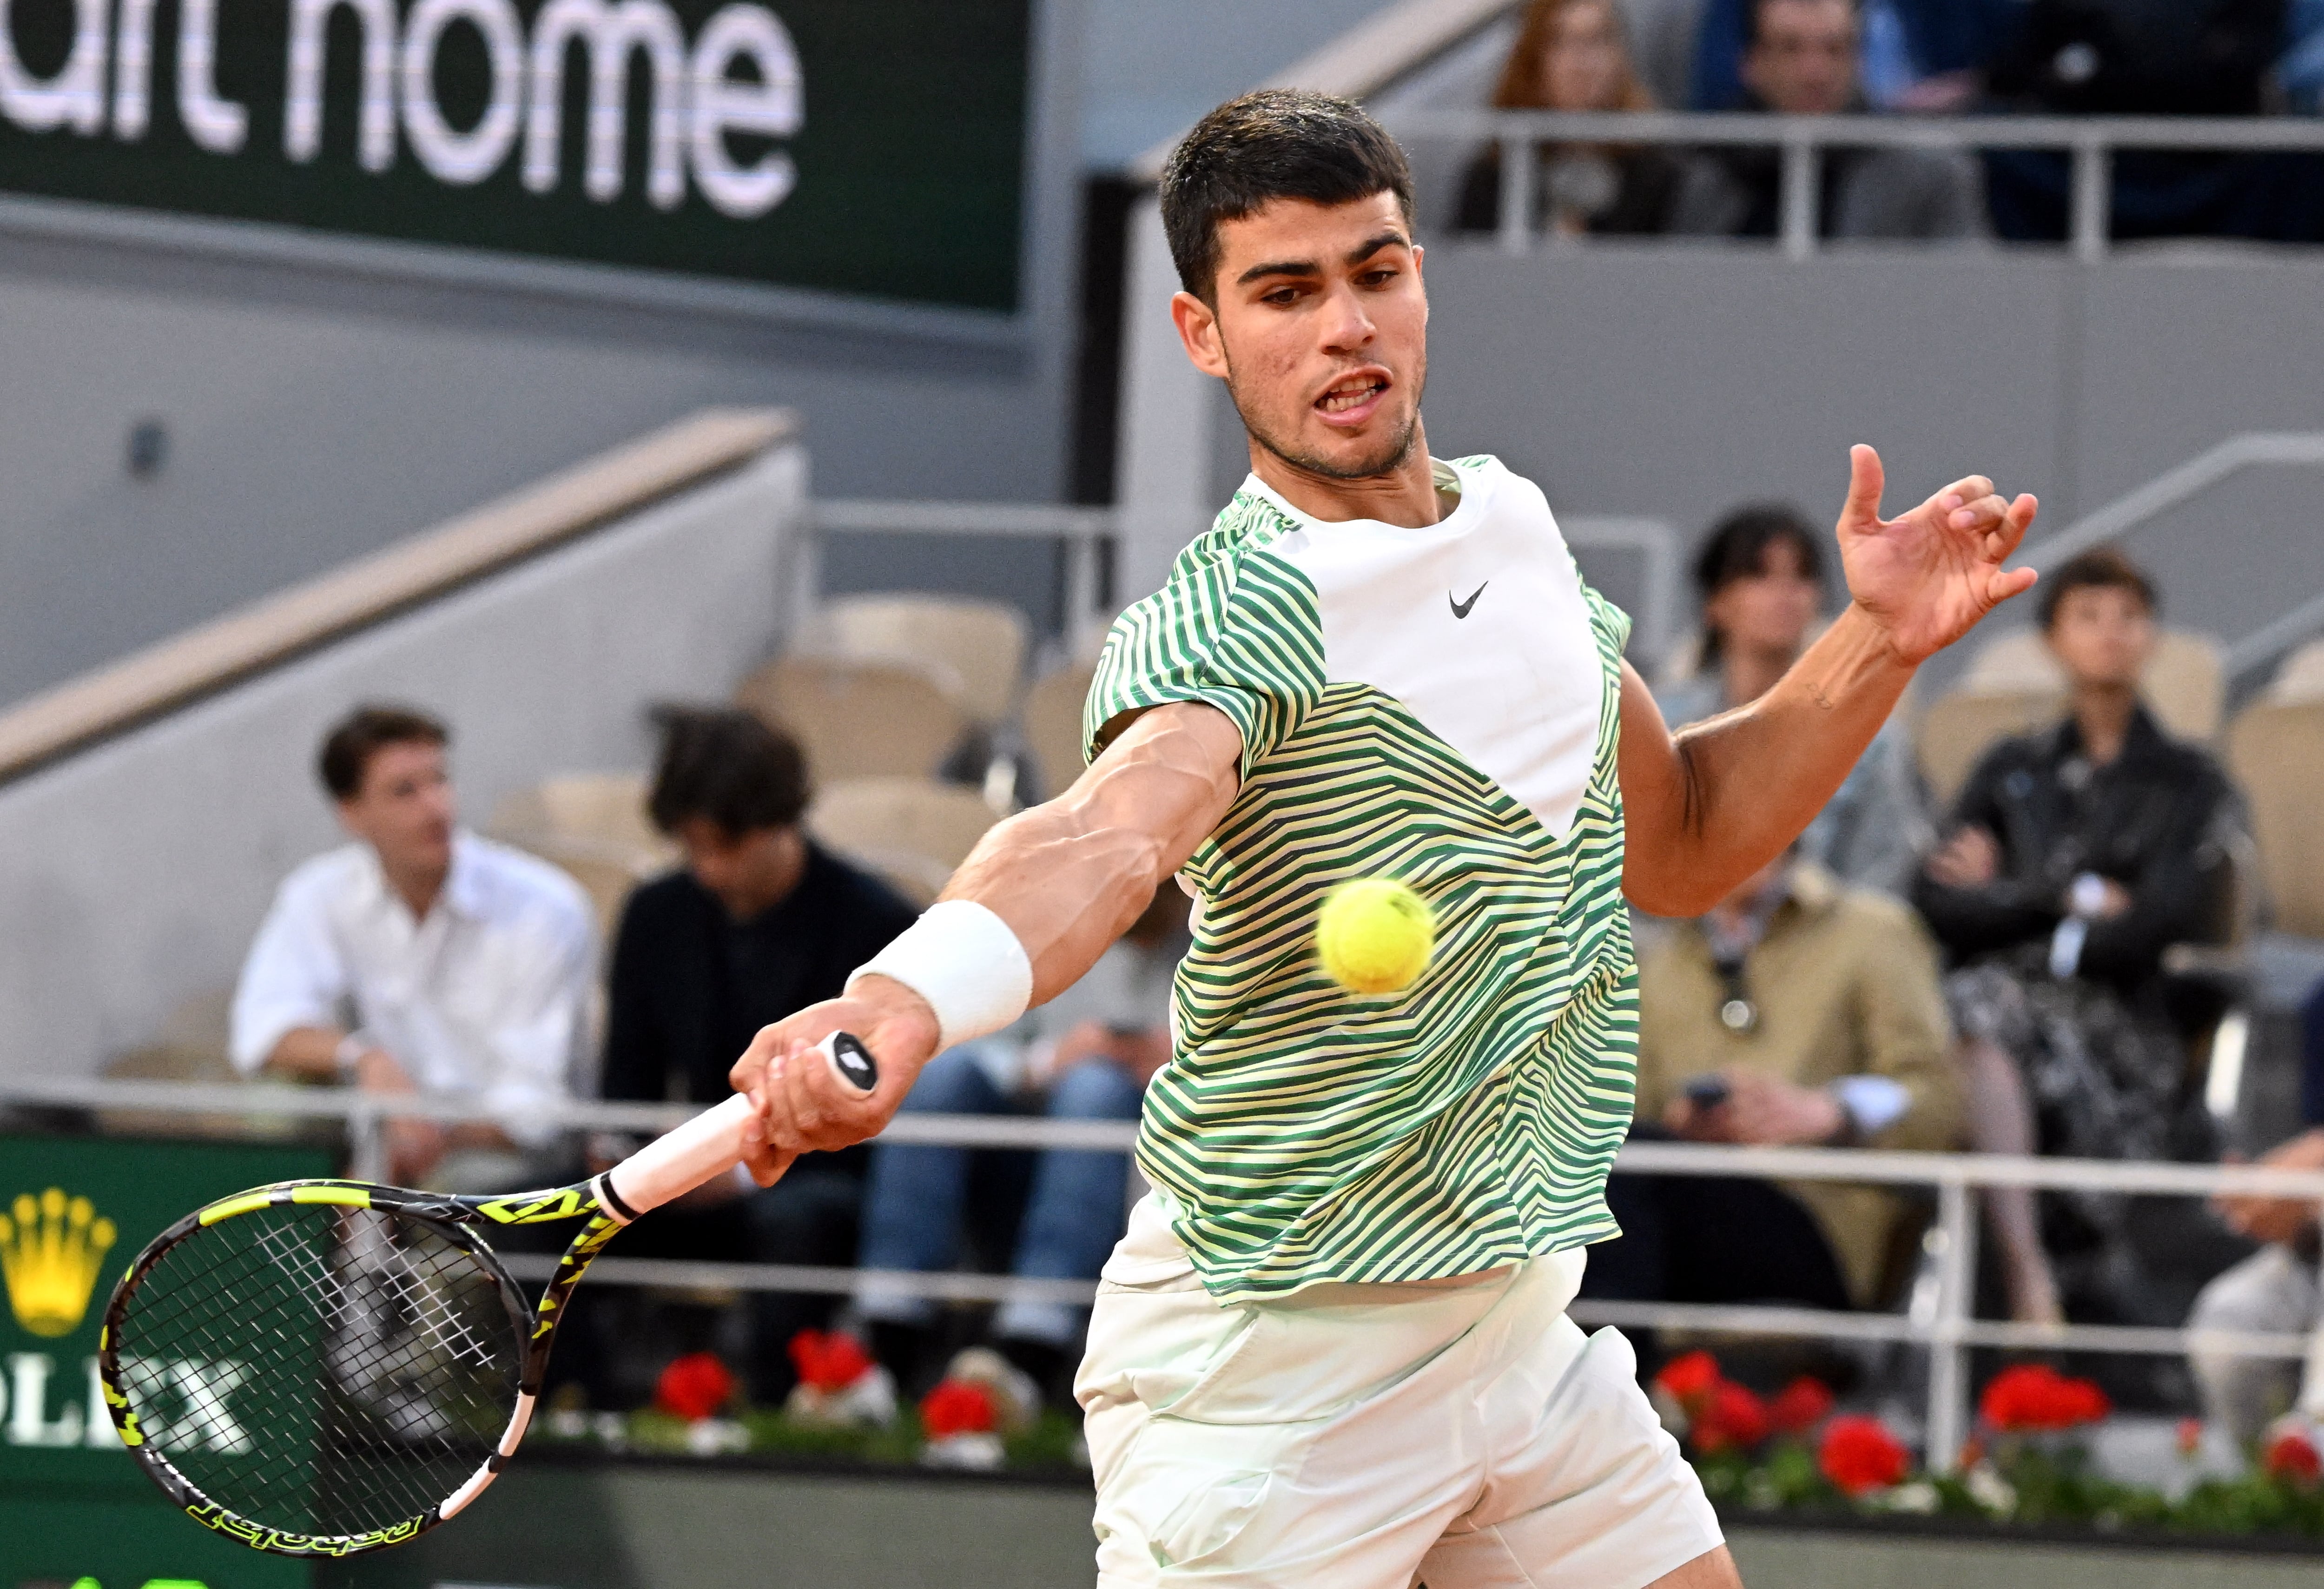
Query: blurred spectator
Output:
[[1456, 0, 1687, 238], [1693, 0, 2023, 112], [1670, 0, 1988, 240], [230, 705, 594, 1190], [1657, 504, 1929, 895], [1983, 0, 2324, 245], [1585, 848, 1962, 1331], [2186, 978, 2324, 1451], [2286, 0, 2324, 112], [1914, 549, 2240, 1320], [853, 882, 1185, 1410], [594, 708, 917, 1401]]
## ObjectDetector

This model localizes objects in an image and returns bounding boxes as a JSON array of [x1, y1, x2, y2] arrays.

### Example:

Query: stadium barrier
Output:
[[5, 1075, 2321, 1476], [1383, 110, 2324, 264]]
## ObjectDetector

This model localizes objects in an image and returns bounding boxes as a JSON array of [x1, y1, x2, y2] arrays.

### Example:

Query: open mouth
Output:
[[1315, 371, 1389, 418]]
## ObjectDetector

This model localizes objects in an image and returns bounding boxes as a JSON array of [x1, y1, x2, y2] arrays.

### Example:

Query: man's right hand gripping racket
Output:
[[95, 1032, 878, 1557]]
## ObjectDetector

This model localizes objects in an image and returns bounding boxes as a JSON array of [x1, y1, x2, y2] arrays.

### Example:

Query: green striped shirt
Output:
[[1085, 455, 1639, 1303]]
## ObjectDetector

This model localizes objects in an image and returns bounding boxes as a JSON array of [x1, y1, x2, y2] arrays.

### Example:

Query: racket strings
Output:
[[114, 1203, 522, 1539]]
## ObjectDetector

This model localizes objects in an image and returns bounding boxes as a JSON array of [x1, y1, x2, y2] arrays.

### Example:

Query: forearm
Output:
[[263, 1026, 352, 1082], [938, 702, 1241, 1006], [1625, 606, 1916, 914]]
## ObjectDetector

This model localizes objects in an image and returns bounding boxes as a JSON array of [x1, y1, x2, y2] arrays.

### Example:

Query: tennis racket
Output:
[[95, 1030, 877, 1558]]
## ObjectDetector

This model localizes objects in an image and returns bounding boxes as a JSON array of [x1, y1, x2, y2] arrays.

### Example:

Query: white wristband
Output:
[[849, 900, 1033, 1049]]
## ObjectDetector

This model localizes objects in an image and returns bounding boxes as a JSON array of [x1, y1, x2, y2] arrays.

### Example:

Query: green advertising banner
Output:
[[0, 1133, 330, 1589], [0, 0, 1030, 311]]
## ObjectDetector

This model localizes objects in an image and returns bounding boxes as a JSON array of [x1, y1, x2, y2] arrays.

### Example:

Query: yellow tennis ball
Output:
[[1316, 878, 1435, 995]]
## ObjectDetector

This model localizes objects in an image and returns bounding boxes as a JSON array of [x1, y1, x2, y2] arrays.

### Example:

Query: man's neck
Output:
[[2071, 685, 2139, 767], [724, 828, 809, 922], [1247, 428, 1448, 530], [381, 855, 449, 922], [1722, 643, 1797, 711]]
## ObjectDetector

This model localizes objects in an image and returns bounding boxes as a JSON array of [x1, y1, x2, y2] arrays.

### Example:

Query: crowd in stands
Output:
[[215, 515, 2322, 1465], [1455, 0, 2324, 245]]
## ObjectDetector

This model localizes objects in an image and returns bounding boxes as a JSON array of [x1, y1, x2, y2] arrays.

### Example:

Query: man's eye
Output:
[[1262, 287, 1300, 305]]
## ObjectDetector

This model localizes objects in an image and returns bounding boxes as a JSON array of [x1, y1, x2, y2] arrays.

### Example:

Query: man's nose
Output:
[[1317, 284, 1376, 352]]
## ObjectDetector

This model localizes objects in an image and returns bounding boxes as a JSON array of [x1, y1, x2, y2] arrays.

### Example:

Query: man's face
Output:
[[1171, 192, 1428, 483], [337, 740, 456, 879], [2045, 585, 2156, 692], [1742, 0, 1859, 115], [674, 817, 795, 920], [1703, 538, 1824, 661]]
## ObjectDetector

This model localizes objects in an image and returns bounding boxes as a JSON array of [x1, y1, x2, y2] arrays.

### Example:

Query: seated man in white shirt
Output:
[[230, 704, 596, 1189]]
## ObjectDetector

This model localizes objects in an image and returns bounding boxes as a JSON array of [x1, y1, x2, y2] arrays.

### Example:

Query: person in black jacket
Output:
[[588, 707, 918, 1404], [1913, 548, 2239, 1321]]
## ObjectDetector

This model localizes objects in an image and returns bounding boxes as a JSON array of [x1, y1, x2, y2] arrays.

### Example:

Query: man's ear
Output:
[[1171, 290, 1230, 380]]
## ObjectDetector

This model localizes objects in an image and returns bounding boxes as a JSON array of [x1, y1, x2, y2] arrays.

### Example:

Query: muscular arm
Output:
[[1619, 610, 1916, 916], [1624, 444, 2038, 916], [728, 702, 1242, 1173]]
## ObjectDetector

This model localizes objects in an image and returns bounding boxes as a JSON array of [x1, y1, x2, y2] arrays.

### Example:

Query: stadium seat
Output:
[[1919, 626, 2226, 807], [805, 776, 1003, 906], [2225, 696, 2324, 939], [797, 594, 1030, 728], [1021, 660, 1098, 799], [2267, 637, 2324, 703], [487, 773, 675, 940], [737, 654, 972, 783]]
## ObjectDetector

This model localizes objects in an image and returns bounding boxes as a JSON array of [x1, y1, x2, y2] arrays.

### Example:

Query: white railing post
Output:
[[1780, 136, 1818, 261], [1497, 136, 1531, 256], [2071, 137, 2113, 264], [349, 1095, 387, 1185], [1925, 1175, 1979, 1474]]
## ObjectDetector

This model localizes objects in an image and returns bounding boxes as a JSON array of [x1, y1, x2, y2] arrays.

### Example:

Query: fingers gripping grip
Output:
[[605, 1033, 876, 1217]]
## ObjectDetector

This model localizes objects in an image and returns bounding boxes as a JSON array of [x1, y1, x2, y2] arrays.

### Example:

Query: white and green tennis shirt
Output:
[[1084, 453, 1639, 1304]]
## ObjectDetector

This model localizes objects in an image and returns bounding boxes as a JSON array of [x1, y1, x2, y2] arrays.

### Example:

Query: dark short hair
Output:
[[1692, 505, 1828, 667], [2039, 546, 2158, 630], [318, 705, 448, 801], [1744, 0, 1860, 49], [647, 707, 809, 837], [1159, 89, 1416, 305]]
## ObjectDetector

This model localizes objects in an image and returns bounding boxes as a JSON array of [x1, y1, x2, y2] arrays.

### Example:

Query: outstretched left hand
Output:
[[1837, 444, 2040, 665]]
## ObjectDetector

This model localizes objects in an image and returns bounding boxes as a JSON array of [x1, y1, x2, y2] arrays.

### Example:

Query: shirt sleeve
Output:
[[229, 871, 350, 1075], [1083, 535, 1325, 778], [1848, 907, 1962, 1152], [598, 887, 665, 1104], [476, 894, 598, 1149]]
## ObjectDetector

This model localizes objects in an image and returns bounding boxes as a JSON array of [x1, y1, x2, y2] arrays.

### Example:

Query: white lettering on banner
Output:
[[0, 0, 807, 218], [167, 1359, 252, 1454], [687, 2, 799, 218], [177, 0, 247, 153], [523, 0, 686, 207], [83, 1354, 112, 1446], [111, 0, 158, 138], [6, 1351, 83, 1446], [401, 0, 524, 183], [0, 0, 107, 134], [285, 0, 398, 171]]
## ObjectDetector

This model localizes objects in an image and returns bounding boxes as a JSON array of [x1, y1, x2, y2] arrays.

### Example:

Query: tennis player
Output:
[[731, 90, 2038, 1589]]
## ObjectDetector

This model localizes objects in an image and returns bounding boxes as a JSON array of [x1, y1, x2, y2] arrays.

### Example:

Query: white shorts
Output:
[[1076, 1194, 1722, 1589]]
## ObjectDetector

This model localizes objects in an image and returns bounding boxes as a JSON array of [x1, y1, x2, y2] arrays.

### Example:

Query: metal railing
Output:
[[7, 1073, 2322, 1472], [1384, 110, 2324, 265]]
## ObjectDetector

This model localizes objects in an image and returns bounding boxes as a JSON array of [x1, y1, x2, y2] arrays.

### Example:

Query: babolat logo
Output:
[[0, 1187, 117, 1338]]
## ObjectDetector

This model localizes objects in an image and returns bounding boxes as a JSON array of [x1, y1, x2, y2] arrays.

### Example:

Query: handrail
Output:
[[0, 407, 798, 788], [10, 1072, 2319, 1462], [9, 1073, 2324, 1197], [1384, 109, 2324, 263]]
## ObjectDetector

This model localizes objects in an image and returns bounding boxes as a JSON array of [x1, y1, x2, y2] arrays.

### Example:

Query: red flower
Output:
[[920, 1378, 997, 1439], [653, 1351, 735, 1422], [2176, 1418, 2205, 1458], [1819, 1415, 1910, 1496], [1693, 1380, 1772, 1455], [1768, 1376, 1836, 1437], [2263, 1428, 2321, 1487], [787, 1329, 874, 1393], [1653, 1350, 1723, 1415], [1978, 1364, 2111, 1432]]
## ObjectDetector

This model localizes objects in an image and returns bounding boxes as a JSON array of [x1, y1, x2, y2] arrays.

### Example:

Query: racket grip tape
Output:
[[606, 1032, 877, 1216]]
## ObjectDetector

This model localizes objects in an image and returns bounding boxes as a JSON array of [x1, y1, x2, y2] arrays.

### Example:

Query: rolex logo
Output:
[[0, 1189, 118, 1338]]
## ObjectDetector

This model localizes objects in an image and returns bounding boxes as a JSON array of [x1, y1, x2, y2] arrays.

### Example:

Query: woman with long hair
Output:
[[1455, 0, 1685, 237]]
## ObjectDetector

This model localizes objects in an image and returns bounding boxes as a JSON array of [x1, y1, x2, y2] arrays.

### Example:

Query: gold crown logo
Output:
[[0, 1188, 118, 1338]]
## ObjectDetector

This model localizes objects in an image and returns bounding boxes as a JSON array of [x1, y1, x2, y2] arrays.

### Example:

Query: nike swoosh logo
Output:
[[1450, 582, 1488, 620]]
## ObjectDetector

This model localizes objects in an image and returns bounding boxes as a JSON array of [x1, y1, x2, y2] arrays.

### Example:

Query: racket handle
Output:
[[606, 1032, 877, 1216]]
